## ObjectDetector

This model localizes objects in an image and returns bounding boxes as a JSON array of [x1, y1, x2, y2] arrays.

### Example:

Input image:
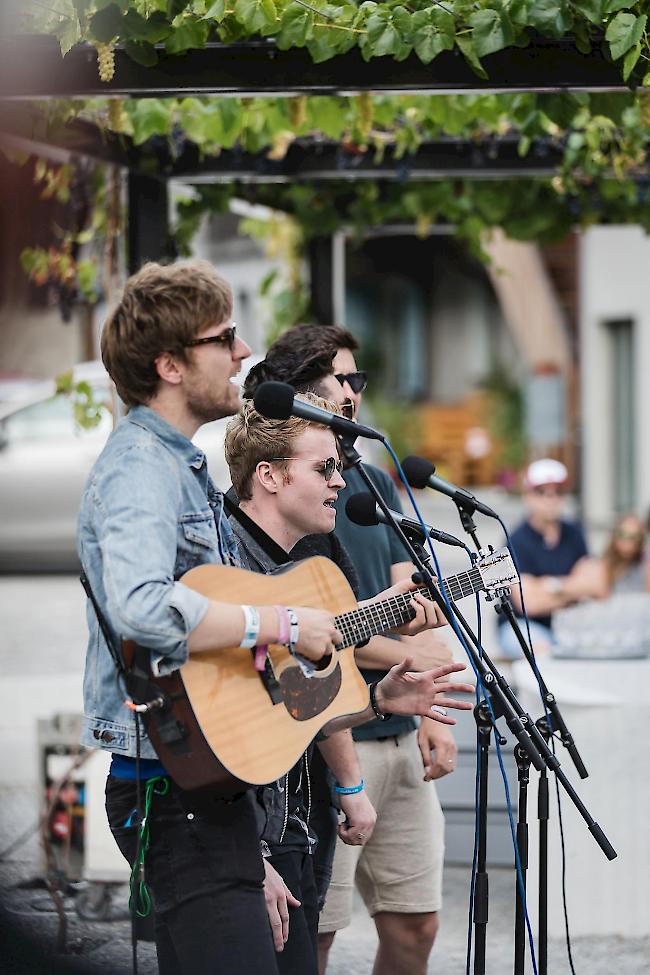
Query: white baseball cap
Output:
[[524, 458, 568, 489]]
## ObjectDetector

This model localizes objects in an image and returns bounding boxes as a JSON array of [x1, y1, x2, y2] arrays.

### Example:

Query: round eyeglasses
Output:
[[269, 456, 344, 481]]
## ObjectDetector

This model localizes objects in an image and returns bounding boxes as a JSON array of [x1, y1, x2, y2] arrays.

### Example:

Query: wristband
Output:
[[240, 604, 260, 649], [369, 681, 392, 722], [334, 778, 365, 795], [273, 605, 290, 646]]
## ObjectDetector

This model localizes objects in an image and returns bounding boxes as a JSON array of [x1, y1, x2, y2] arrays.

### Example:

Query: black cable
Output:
[[465, 594, 484, 975], [552, 738, 577, 975], [0, 820, 40, 861], [132, 713, 142, 975], [497, 513, 582, 971]]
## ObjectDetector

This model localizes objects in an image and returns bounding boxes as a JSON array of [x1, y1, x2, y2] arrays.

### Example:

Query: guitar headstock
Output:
[[476, 547, 519, 596]]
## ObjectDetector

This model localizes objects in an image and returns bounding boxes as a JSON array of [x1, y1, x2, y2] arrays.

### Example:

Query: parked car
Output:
[[0, 361, 247, 572]]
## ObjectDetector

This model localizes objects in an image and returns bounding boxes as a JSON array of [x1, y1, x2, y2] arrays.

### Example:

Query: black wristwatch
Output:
[[369, 682, 392, 722]]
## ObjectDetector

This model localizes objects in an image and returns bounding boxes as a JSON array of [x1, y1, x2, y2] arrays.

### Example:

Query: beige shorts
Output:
[[318, 730, 445, 932]]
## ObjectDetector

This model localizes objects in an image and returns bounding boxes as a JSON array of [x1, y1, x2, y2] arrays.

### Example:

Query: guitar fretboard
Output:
[[333, 567, 483, 650]]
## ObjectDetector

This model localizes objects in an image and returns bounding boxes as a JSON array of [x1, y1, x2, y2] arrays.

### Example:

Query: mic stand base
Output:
[[514, 743, 532, 975], [536, 716, 551, 975], [473, 700, 507, 975]]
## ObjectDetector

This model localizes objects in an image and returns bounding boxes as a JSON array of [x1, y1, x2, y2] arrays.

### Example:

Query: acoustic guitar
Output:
[[136, 549, 517, 793]]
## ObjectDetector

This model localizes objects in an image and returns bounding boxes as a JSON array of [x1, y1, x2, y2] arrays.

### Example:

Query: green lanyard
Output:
[[129, 775, 170, 918]]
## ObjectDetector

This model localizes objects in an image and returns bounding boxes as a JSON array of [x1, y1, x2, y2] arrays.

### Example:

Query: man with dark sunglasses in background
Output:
[[497, 457, 605, 658]]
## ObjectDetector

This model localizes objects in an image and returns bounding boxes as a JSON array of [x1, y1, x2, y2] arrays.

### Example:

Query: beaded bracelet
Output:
[[369, 681, 392, 722], [334, 778, 365, 795], [286, 607, 300, 654]]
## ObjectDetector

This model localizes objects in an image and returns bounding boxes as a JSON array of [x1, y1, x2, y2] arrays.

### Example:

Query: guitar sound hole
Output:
[[315, 653, 332, 672]]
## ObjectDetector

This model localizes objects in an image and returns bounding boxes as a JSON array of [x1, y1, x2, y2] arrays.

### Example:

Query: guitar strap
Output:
[[80, 568, 128, 682], [79, 569, 179, 735]]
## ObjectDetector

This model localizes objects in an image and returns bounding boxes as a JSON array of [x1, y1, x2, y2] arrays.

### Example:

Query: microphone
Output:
[[401, 455, 498, 519], [345, 493, 466, 548], [253, 381, 385, 442]]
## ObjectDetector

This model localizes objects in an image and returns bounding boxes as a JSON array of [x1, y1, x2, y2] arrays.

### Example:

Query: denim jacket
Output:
[[77, 406, 240, 759]]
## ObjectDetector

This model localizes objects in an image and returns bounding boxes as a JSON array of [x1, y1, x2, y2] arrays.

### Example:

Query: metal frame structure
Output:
[[0, 35, 629, 99], [0, 31, 637, 315]]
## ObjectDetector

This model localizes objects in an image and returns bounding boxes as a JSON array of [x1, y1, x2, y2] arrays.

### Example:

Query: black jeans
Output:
[[105, 775, 279, 975], [267, 851, 318, 975]]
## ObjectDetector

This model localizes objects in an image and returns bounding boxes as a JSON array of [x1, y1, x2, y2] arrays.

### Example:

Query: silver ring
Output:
[[431, 705, 448, 717], [356, 832, 365, 840], [448, 758, 453, 763]]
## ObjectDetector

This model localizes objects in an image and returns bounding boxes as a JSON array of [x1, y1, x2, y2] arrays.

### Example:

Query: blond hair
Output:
[[101, 260, 232, 407], [225, 392, 340, 501]]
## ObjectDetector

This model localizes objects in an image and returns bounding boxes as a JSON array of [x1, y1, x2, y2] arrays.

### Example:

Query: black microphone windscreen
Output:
[[401, 455, 436, 489], [345, 493, 379, 527], [253, 381, 295, 420]]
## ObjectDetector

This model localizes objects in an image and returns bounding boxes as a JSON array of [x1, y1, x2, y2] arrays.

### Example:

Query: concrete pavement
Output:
[[1, 486, 647, 973]]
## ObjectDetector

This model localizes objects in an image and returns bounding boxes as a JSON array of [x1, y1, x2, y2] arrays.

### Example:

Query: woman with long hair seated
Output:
[[601, 513, 650, 595]]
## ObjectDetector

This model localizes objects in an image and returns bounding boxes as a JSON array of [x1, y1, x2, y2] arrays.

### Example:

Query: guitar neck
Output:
[[334, 565, 484, 650]]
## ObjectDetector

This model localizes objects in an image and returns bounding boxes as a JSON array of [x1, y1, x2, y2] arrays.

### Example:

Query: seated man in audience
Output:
[[499, 457, 606, 657], [223, 396, 473, 975]]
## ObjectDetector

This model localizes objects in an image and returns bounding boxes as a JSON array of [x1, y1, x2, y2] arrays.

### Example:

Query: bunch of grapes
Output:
[[96, 42, 115, 83], [288, 96, 308, 131], [640, 92, 650, 130], [107, 98, 128, 132], [356, 92, 374, 140]]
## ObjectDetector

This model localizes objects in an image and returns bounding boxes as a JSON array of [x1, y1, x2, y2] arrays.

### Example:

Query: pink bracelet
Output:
[[273, 605, 291, 646]]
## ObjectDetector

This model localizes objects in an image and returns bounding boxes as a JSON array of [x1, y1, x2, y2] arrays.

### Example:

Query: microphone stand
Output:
[[451, 499, 593, 975], [337, 436, 617, 974], [454, 503, 589, 780]]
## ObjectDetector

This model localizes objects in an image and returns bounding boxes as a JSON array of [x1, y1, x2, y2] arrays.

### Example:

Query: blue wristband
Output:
[[334, 778, 365, 796]]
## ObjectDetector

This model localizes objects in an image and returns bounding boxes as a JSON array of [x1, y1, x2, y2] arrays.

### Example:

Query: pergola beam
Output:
[[171, 137, 566, 183], [0, 105, 137, 169], [0, 106, 570, 181], [0, 34, 630, 100]]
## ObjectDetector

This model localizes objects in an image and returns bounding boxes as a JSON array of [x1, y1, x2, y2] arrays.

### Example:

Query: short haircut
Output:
[[242, 323, 359, 400], [101, 260, 233, 407], [225, 392, 340, 502]]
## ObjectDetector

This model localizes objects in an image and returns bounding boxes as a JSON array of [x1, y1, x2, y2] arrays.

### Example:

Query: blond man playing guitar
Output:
[[223, 396, 473, 974]]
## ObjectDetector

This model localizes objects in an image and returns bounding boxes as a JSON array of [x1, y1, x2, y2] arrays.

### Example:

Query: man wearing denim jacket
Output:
[[77, 260, 344, 975]]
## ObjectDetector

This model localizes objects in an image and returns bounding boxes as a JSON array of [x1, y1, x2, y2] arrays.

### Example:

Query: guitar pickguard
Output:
[[278, 660, 342, 720]]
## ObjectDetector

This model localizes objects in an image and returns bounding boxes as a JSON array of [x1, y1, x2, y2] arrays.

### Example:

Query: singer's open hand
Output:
[[375, 659, 474, 724], [362, 579, 447, 634]]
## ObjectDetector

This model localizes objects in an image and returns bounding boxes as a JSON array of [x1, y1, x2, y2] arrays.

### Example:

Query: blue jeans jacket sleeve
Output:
[[90, 439, 209, 672]]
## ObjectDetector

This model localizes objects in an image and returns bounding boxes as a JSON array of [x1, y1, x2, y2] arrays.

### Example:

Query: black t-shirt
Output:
[[225, 497, 358, 858], [505, 518, 589, 629], [334, 465, 416, 741]]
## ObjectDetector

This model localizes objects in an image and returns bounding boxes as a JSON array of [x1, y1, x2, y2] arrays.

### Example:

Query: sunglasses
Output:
[[184, 324, 237, 351], [335, 371, 368, 394], [270, 456, 344, 481], [615, 528, 644, 541]]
